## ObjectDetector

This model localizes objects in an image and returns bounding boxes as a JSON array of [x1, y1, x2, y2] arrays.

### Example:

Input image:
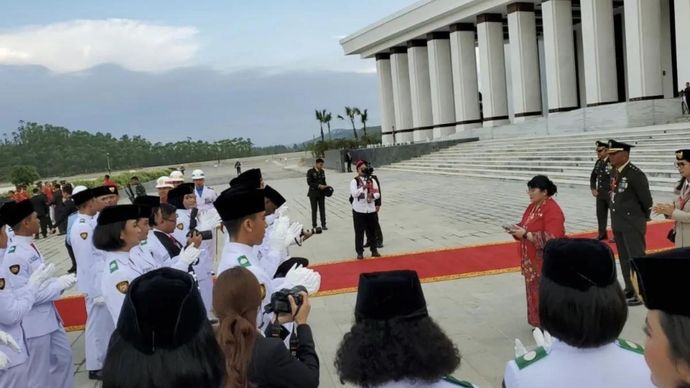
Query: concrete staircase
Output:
[[382, 123, 690, 193]]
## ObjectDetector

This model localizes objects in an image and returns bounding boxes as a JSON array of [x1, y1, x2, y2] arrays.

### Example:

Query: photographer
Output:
[[214, 267, 319, 388], [351, 160, 381, 260]]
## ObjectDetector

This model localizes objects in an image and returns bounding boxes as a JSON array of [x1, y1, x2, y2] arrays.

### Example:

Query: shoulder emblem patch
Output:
[[9, 265, 20, 275], [7, 246, 15, 254], [616, 339, 644, 355], [176, 223, 184, 230], [237, 255, 251, 268], [116, 280, 129, 294], [79, 218, 86, 223], [515, 346, 548, 370], [442, 375, 474, 387], [80, 232, 88, 240], [109, 260, 119, 273], [0, 278, 5, 290]]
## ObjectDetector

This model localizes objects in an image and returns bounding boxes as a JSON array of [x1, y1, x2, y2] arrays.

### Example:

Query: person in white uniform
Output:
[[129, 195, 163, 275], [503, 238, 654, 388], [146, 202, 202, 272], [191, 169, 218, 211], [335, 270, 475, 388], [0, 200, 77, 388], [68, 186, 114, 380]]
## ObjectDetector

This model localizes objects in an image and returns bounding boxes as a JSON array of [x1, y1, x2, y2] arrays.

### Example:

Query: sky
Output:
[[0, 0, 412, 145]]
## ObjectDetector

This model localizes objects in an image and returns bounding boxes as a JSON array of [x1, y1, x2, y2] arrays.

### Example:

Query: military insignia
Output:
[[176, 223, 184, 230], [109, 186, 116, 193], [616, 339, 644, 355], [9, 265, 20, 275], [442, 376, 475, 387], [515, 346, 548, 369], [116, 281, 129, 294], [260, 283, 266, 299], [0, 278, 5, 290], [7, 246, 15, 254], [109, 260, 119, 273], [678, 151, 684, 160], [79, 218, 86, 223], [237, 255, 251, 267], [80, 232, 88, 240]]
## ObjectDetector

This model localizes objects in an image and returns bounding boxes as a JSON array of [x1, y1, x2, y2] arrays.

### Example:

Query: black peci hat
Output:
[[607, 139, 634, 153], [93, 185, 119, 198], [0, 200, 10, 227], [355, 270, 428, 322], [229, 168, 262, 189], [323, 186, 334, 197], [116, 268, 208, 354], [133, 195, 160, 208], [167, 183, 194, 210], [595, 140, 608, 148], [97, 205, 140, 225], [542, 238, 617, 291], [72, 188, 94, 207], [632, 248, 690, 317], [263, 185, 286, 208], [0, 200, 34, 227], [676, 149, 690, 163], [214, 188, 265, 221]]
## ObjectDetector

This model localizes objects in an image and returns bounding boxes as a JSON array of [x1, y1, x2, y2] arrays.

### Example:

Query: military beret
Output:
[[71, 187, 94, 207], [607, 139, 634, 153], [632, 248, 690, 317], [93, 185, 119, 198], [214, 188, 265, 221], [0, 200, 34, 227], [595, 141, 608, 148], [263, 185, 286, 208], [116, 268, 208, 354], [676, 150, 690, 163], [167, 183, 195, 210], [355, 270, 428, 322], [542, 238, 616, 291], [97, 205, 140, 225], [229, 168, 262, 189]]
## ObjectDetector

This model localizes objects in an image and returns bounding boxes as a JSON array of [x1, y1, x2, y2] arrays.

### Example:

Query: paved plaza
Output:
[[31, 153, 670, 387]]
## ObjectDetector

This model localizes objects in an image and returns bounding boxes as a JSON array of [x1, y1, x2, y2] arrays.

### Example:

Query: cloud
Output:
[[0, 19, 199, 73]]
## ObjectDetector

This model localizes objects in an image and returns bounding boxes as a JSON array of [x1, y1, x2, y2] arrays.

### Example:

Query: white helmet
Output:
[[191, 169, 205, 180], [169, 170, 184, 182], [155, 176, 173, 189], [72, 185, 89, 195]]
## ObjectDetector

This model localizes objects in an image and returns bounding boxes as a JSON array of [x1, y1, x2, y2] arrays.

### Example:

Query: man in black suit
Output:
[[30, 187, 51, 238], [306, 158, 328, 230], [590, 141, 612, 240]]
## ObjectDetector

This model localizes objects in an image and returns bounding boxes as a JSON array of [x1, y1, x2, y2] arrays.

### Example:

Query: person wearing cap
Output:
[[363, 167, 384, 249], [0, 200, 77, 388], [128, 195, 166, 274], [93, 184, 120, 207], [169, 170, 185, 188], [69, 186, 115, 380], [351, 160, 381, 259], [155, 176, 174, 204], [503, 238, 653, 388], [632, 248, 690, 388], [335, 270, 473, 388], [101, 268, 224, 388], [607, 139, 653, 306], [230, 168, 264, 190], [590, 140, 613, 241], [146, 202, 203, 273], [213, 266, 319, 388], [306, 158, 329, 231], [95, 205, 144, 323], [190, 169, 218, 212], [505, 175, 565, 327], [653, 149, 690, 248]]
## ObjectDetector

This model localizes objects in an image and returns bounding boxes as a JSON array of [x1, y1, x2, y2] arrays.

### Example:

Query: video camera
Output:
[[264, 285, 308, 314], [187, 229, 213, 241]]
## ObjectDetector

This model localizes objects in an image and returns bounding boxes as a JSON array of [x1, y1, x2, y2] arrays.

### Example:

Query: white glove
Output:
[[514, 338, 528, 358], [197, 208, 222, 231], [0, 330, 20, 352], [56, 274, 77, 291], [268, 217, 290, 253], [287, 222, 303, 245], [28, 263, 56, 288], [179, 245, 201, 266], [275, 204, 289, 219], [285, 265, 321, 294], [93, 296, 105, 305], [514, 328, 553, 358], [0, 351, 8, 369]]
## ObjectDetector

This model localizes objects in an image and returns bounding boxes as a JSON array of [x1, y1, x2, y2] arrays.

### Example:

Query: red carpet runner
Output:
[[55, 221, 675, 331]]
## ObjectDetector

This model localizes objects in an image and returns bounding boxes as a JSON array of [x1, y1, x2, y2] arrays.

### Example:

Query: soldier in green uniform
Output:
[[590, 140, 613, 240], [607, 139, 653, 306]]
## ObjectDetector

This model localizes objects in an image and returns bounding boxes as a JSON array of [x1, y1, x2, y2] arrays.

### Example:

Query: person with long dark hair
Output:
[[102, 267, 224, 388], [504, 175, 565, 327], [335, 270, 474, 387], [504, 238, 653, 387], [632, 247, 690, 388], [213, 266, 319, 388], [653, 149, 690, 247]]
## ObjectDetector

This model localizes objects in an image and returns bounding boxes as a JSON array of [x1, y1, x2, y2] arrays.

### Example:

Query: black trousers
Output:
[[346, 160, 352, 172], [613, 229, 646, 295], [365, 211, 383, 245], [66, 242, 77, 271], [353, 211, 378, 255], [309, 196, 326, 228], [236, 167, 241, 175], [596, 197, 610, 238], [37, 215, 51, 237]]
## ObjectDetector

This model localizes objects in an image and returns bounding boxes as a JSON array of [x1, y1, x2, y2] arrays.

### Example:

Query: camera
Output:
[[264, 285, 308, 314], [363, 165, 375, 177], [188, 229, 213, 240], [301, 226, 322, 236]]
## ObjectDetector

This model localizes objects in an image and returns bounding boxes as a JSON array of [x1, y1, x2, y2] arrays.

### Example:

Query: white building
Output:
[[340, 0, 690, 145]]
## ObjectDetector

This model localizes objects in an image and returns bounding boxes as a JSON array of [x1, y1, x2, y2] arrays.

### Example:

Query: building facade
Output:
[[341, 0, 689, 145]]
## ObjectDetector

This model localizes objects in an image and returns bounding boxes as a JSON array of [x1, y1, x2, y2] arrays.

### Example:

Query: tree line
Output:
[[315, 106, 370, 142]]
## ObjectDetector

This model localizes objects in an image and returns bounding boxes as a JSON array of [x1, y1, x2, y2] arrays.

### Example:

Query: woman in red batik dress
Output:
[[506, 175, 565, 327]]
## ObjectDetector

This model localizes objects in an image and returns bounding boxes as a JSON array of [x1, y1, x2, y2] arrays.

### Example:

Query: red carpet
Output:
[[55, 221, 675, 331]]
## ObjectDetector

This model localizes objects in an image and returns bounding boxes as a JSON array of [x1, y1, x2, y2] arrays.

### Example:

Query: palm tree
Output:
[[359, 108, 369, 138], [322, 110, 333, 141], [338, 106, 359, 140], [314, 109, 325, 142]]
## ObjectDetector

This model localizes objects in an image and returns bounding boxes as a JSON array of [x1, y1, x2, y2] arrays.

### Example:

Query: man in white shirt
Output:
[[350, 160, 381, 260]]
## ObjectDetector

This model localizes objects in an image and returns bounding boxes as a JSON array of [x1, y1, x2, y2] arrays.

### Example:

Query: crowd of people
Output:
[[0, 140, 689, 387]]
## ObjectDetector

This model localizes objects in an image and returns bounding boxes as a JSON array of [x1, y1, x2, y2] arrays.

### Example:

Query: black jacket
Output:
[[30, 194, 50, 217], [54, 198, 77, 226], [306, 168, 326, 198], [590, 158, 612, 199], [249, 324, 319, 388], [610, 162, 653, 233]]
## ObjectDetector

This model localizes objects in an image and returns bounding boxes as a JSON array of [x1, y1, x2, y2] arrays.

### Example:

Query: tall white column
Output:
[[580, 0, 618, 106], [676, 0, 690, 91], [477, 13, 510, 127], [427, 32, 456, 138], [541, 0, 578, 112], [624, 0, 663, 100], [450, 23, 481, 133], [390, 47, 414, 143], [375, 54, 396, 146], [407, 40, 433, 142], [507, 2, 542, 122]]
